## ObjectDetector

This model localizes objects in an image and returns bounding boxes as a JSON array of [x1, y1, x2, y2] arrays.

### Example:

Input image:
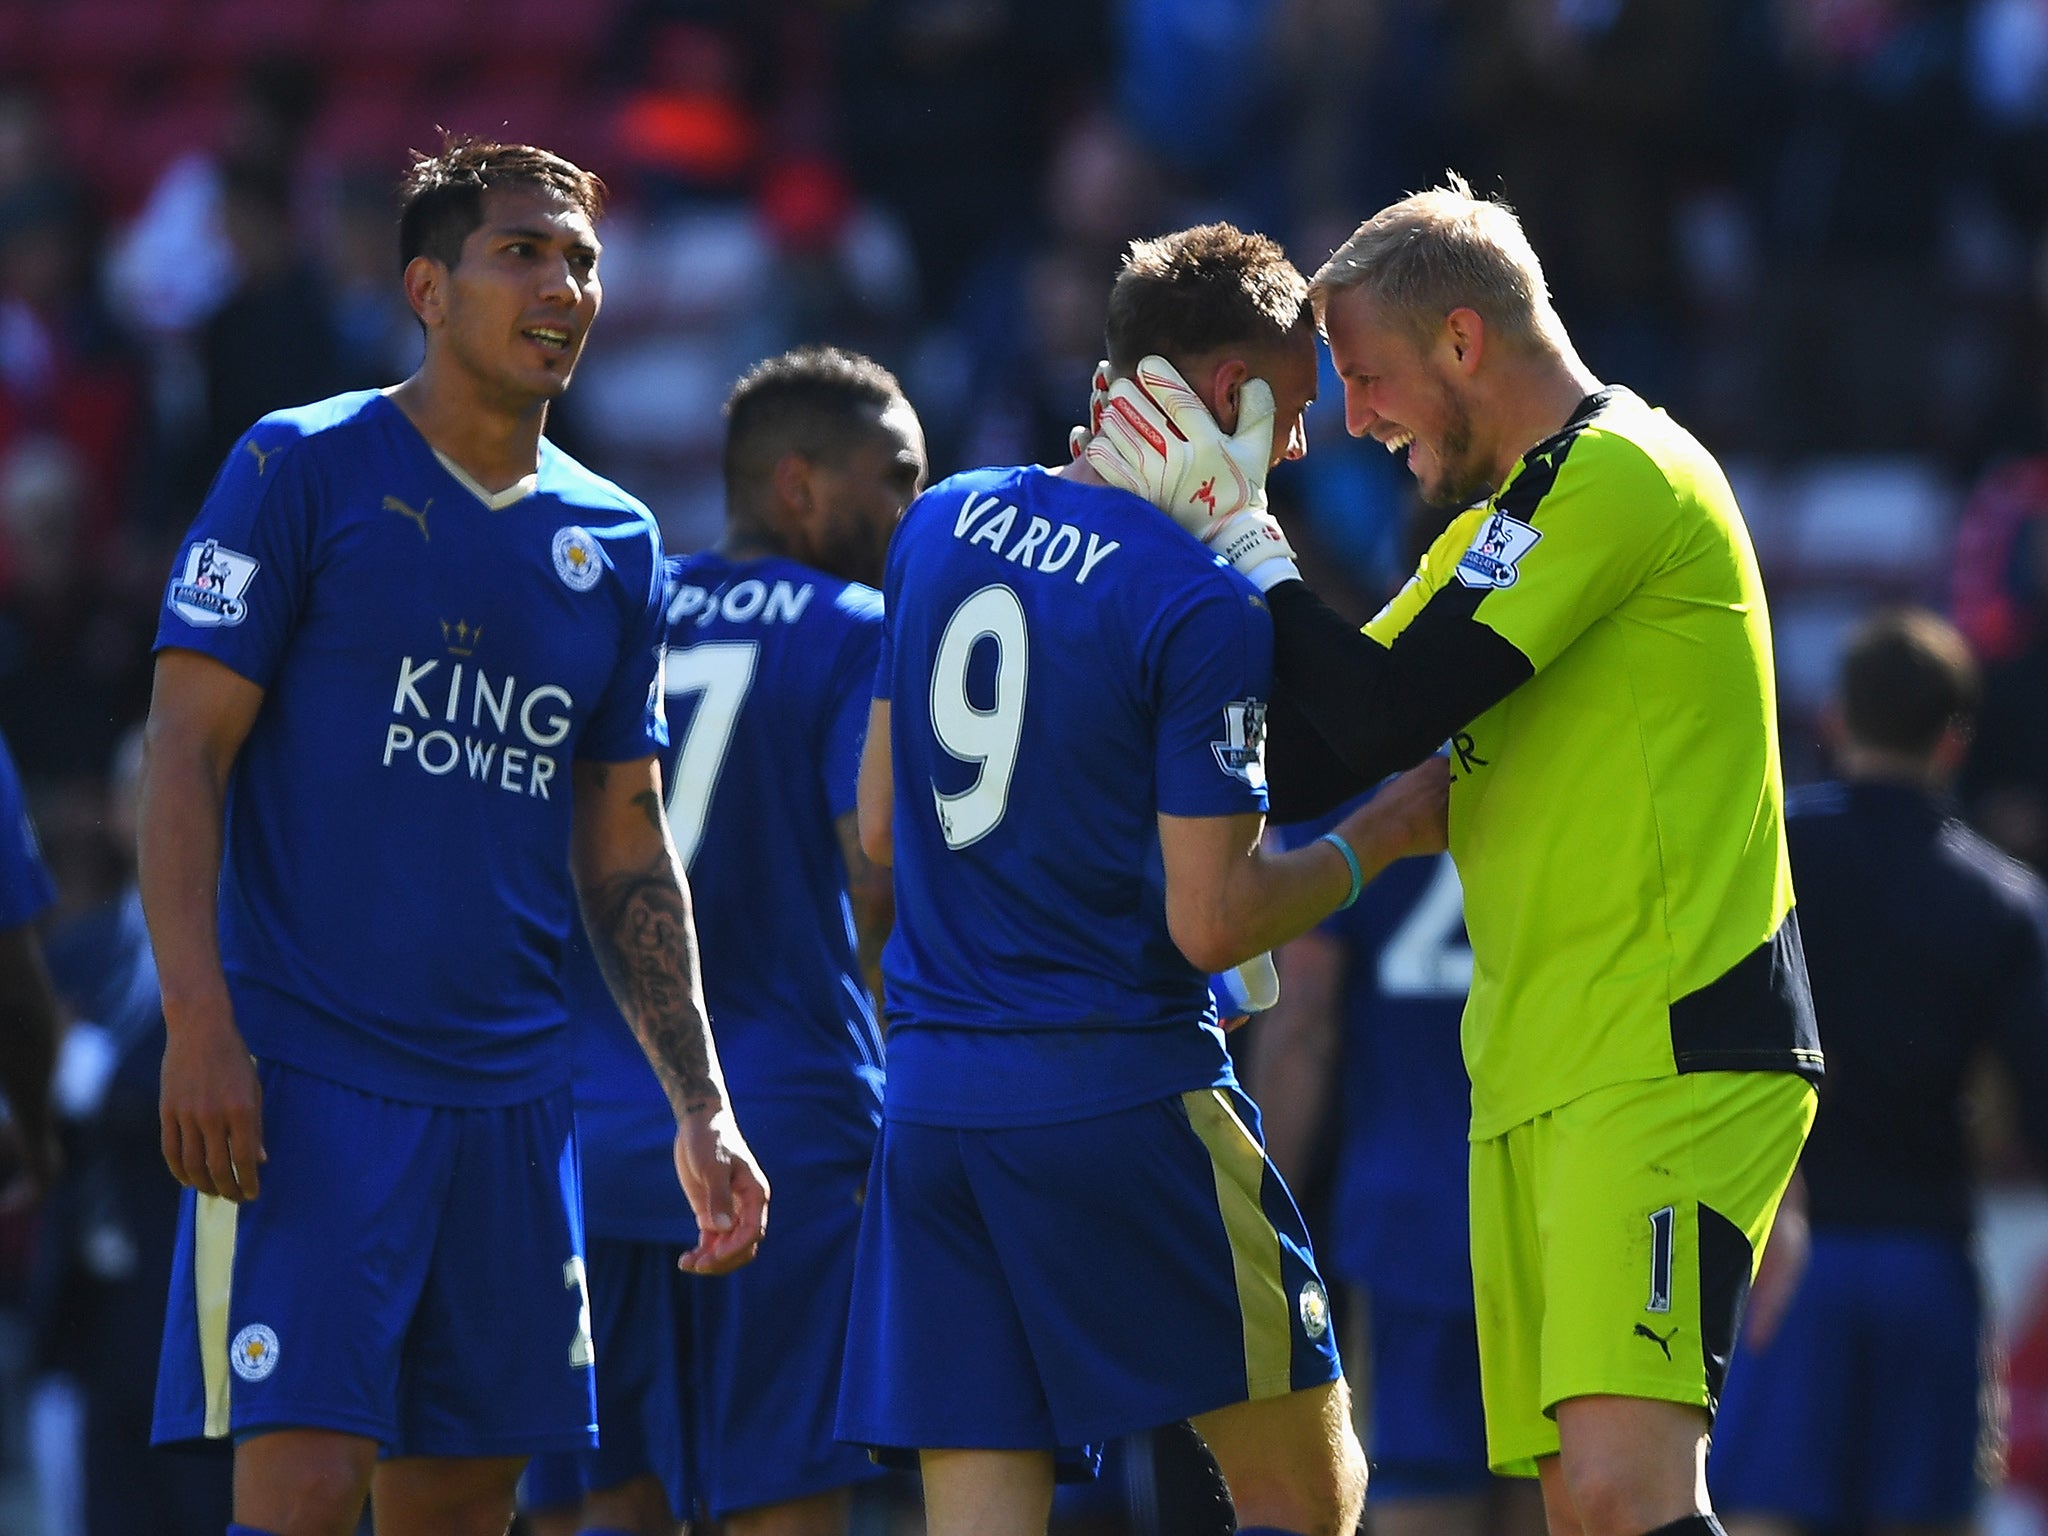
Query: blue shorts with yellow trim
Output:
[[835, 1086, 1340, 1457], [151, 1059, 597, 1457]]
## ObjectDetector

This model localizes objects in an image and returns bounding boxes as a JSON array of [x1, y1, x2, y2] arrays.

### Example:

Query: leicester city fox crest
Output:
[[1213, 698, 1267, 789]]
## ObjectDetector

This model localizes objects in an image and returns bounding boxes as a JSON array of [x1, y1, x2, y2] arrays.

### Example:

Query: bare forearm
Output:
[[580, 854, 724, 1117], [1204, 841, 1358, 968], [137, 746, 234, 1026]]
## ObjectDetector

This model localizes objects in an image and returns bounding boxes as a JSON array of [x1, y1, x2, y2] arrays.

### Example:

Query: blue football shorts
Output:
[[526, 1099, 884, 1520], [153, 1059, 596, 1457], [1362, 1290, 1495, 1501], [522, 1235, 694, 1518], [836, 1085, 1341, 1457], [1709, 1229, 1985, 1524]]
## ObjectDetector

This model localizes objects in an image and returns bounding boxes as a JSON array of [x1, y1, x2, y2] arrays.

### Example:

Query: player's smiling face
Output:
[[1323, 285, 1490, 509], [438, 186, 602, 404]]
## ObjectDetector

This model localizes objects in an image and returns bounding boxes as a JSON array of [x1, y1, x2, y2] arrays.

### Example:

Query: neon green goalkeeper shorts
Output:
[[1469, 1070, 1815, 1472]]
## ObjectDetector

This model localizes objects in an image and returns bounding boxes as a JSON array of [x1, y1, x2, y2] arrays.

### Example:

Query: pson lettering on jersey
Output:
[[667, 578, 815, 628], [381, 654, 572, 798], [951, 493, 1121, 583]]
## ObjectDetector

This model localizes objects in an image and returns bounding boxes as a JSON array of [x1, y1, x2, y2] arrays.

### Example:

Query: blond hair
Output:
[[1309, 173, 1562, 350]]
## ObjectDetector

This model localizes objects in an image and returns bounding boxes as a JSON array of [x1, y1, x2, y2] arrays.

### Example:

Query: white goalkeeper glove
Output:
[[1080, 354, 1301, 591]]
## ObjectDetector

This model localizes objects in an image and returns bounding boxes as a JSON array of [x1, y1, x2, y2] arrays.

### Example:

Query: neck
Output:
[[716, 511, 789, 563], [1485, 343, 1603, 489], [1837, 744, 1947, 793], [387, 353, 549, 494]]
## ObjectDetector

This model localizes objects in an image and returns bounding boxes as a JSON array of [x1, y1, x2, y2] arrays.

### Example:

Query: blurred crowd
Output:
[[5, 0, 2048, 1529]]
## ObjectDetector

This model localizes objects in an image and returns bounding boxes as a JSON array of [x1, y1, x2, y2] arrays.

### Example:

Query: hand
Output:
[[1082, 356, 1299, 589], [673, 1106, 770, 1275], [1342, 755, 1451, 866], [1068, 359, 1111, 461], [159, 1003, 265, 1202]]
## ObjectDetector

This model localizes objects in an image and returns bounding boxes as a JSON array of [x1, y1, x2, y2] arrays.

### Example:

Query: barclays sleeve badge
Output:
[[1212, 698, 1267, 789], [1454, 511, 1541, 590], [168, 539, 259, 627]]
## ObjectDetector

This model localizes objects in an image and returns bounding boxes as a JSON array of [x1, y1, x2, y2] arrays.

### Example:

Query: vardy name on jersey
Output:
[[156, 392, 667, 1107]]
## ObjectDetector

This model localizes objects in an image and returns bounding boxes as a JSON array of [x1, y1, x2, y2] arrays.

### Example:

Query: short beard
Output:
[[1420, 386, 1494, 510]]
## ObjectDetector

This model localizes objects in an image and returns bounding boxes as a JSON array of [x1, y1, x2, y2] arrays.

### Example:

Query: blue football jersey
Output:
[[571, 552, 888, 1241], [0, 730, 52, 930], [155, 391, 667, 1107], [878, 465, 1272, 1128], [1284, 806, 1473, 1304]]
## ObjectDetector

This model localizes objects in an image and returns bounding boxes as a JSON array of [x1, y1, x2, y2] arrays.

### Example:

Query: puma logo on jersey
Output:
[[1633, 1323, 1677, 1361], [385, 495, 432, 542], [243, 440, 281, 476]]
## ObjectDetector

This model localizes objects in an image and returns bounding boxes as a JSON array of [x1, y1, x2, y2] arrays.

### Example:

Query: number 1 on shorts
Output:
[[1647, 1204, 1675, 1313]]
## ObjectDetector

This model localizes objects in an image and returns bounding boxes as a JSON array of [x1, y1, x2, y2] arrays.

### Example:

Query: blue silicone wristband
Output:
[[1319, 830, 1364, 910]]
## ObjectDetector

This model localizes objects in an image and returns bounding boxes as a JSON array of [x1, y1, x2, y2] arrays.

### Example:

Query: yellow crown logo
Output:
[[440, 619, 482, 656]]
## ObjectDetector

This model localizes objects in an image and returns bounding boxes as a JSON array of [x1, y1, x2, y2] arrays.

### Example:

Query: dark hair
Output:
[[398, 136, 605, 272], [1103, 223, 1311, 374], [722, 346, 907, 493], [1838, 607, 1982, 756]]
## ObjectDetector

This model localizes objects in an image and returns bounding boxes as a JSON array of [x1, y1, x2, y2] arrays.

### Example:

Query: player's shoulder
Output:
[[1518, 389, 1684, 512], [536, 440, 656, 529], [230, 389, 390, 478], [1785, 780, 1852, 823], [1555, 388, 1737, 528], [1937, 814, 2048, 920]]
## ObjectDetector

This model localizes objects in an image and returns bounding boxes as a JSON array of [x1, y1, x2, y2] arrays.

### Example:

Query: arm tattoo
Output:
[[582, 858, 719, 1114]]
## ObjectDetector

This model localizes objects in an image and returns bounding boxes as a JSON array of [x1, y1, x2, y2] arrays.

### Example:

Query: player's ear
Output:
[[404, 256, 447, 329], [769, 452, 816, 525], [1444, 308, 1485, 375], [1204, 358, 1251, 436]]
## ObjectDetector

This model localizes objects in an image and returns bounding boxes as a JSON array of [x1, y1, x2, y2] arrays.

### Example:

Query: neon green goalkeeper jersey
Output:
[[1358, 388, 1821, 1138]]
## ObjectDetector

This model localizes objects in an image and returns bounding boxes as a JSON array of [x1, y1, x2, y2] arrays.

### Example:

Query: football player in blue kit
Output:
[[140, 140, 768, 1536], [839, 223, 1451, 1536], [523, 346, 925, 1536], [1252, 808, 1547, 1536]]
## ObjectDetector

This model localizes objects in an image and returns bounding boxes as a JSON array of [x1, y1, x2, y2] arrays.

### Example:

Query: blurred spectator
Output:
[[0, 173, 139, 564], [184, 156, 346, 499], [835, 0, 1107, 311], [1957, 456, 2048, 869], [32, 727, 231, 1536], [0, 727, 59, 1205], [321, 171, 422, 392], [1712, 608, 2048, 1535], [0, 439, 153, 783]]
